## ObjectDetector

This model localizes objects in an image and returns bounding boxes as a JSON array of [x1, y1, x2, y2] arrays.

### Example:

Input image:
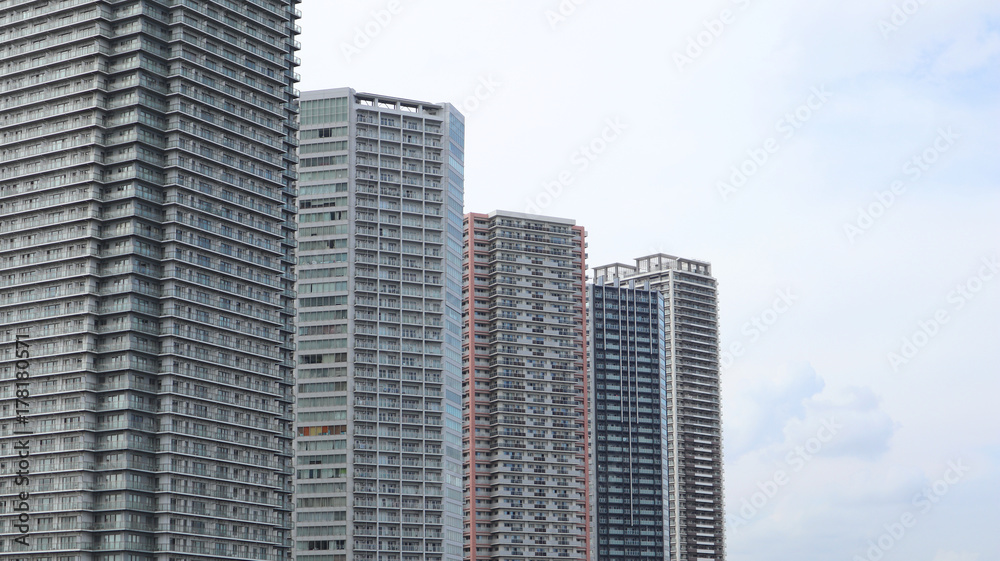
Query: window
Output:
[[300, 98, 348, 125]]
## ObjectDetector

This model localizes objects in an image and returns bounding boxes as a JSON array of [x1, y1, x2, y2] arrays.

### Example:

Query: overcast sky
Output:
[[298, 1, 1000, 559]]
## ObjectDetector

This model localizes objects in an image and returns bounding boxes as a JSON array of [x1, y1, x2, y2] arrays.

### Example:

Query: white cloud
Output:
[[929, 28, 1000, 76]]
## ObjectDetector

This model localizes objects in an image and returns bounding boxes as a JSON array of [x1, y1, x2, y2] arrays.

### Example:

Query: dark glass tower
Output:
[[593, 256, 724, 561], [589, 277, 668, 561]]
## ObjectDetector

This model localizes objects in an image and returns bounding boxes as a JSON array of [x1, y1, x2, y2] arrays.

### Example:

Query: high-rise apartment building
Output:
[[587, 277, 668, 561], [462, 211, 590, 561], [292, 89, 465, 561], [0, 1, 300, 560], [592, 256, 723, 561]]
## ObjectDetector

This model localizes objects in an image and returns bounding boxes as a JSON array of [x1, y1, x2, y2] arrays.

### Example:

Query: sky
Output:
[[297, 1, 1000, 559]]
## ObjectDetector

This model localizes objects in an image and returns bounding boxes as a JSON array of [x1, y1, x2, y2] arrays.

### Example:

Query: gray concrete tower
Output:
[[292, 88, 465, 561], [0, 1, 301, 561]]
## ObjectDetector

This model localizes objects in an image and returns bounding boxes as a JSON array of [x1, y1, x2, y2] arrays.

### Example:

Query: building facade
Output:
[[0, 1, 301, 561], [292, 89, 465, 561], [587, 277, 668, 561], [592, 256, 723, 561], [462, 211, 590, 561]]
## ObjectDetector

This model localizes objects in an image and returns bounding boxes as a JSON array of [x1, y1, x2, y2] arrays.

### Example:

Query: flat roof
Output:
[[300, 87, 353, 100], [593, 253, 713, 278], [487, 209, 576, 226]]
